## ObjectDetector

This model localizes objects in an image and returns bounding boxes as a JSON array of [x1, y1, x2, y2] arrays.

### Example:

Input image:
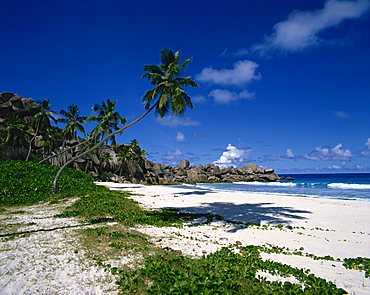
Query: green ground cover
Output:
[[0, 160, 351, 293]]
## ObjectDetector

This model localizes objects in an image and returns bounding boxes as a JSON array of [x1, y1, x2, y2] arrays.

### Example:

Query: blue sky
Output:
[[1, 0, 370, 173]]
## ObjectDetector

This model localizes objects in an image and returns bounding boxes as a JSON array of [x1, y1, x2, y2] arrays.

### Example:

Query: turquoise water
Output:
[[180, 173, 370, 201]]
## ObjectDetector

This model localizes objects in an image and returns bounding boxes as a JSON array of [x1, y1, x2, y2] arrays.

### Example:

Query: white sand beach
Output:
[[100, 182, 370, 294]]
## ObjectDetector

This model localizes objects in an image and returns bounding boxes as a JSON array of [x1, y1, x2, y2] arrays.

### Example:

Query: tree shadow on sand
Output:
[[165, 202, 312, 232], [175, 190, 217, 196]]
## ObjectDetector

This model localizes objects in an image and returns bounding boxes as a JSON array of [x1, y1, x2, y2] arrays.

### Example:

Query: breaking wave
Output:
[[327, 183, 370, 190], [233, 181, 296, 187]]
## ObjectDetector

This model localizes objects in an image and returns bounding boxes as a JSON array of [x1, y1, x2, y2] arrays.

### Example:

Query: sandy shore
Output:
[[100, 182, 370, 294], [0, 199, 120, 294]]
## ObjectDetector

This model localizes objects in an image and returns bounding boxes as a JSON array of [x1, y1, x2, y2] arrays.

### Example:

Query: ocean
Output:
[[181, 173, 370, 201]]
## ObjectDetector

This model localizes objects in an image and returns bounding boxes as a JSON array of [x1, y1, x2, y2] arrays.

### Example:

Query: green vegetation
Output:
[[26, 99, 58, 161], [115, 245, 346, 294], [0, 160, 99, 205], [59, 189, 185, 227], [59, 104, 87, 141], [257, 244, 338, 262], [343, 257, 370, 278], [77, 225, 165, 270], [89, 99, 126, 145], [0, 160, 350, 293]]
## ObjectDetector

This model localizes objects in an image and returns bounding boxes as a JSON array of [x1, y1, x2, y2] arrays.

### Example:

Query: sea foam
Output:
[[233, 181, 296, 187], [327, 183, 370, 190]]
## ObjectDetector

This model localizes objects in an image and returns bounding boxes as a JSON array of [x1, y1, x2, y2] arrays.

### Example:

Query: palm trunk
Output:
[[26, 126, 39, 161], [52, 102, 158, 194]]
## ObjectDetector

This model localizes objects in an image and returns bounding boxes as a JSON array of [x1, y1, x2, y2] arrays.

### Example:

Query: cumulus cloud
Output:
[[157, 116, 200, 127], [209, 89, 255, 104], [252, 0, 370, 54], [335, 111, 351, 119], [196, 60, 261, 86], [332, 144, 352, 159], [213, 144, 251, 167], [163, 148, 183, 161], [304, 143, 352, 160], [285, 148, 295, 159], [176, 132, 185, 142]]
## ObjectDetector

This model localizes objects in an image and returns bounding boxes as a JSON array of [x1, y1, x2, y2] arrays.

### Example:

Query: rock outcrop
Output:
[[110, 159, 280, 185], [0, 92, 39, 123]]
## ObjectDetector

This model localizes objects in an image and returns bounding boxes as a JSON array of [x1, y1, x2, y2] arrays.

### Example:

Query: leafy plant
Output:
[[343, 257, 370, 278], [0, 160, 100, 205], [115, 245, 346, 294]]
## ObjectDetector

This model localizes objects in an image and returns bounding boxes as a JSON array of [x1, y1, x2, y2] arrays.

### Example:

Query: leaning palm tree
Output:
[[26, 99, 57, 161], [52, 49, 198, 193], [59, 104, 87, 141], [89, 99, 126, 145]]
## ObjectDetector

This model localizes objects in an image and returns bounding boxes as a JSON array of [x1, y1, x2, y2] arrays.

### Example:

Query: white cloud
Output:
[[332, 144, 352, 159], [176, 132, 185, 142], [157, 116, 200, 127], [285, 148, 295, 159], [209, 89, 255, 104], [335, 111, 351, 119], [253, 0, 370, 54], [304, 143, 352, 160], [196, 60, 261, 86], [213, 144, 251, 167], [163, 148, 183, 161], [328, 162, 346, 169], [366, 138, 370, 149]]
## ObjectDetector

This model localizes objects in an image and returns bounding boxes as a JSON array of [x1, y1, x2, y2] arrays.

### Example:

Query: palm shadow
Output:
[[176, 190, 216, 196], [165, 202, 312, 232]]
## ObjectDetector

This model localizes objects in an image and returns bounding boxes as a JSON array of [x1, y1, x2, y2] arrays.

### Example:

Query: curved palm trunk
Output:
[[39, 140, 89, 164], [26, 126, 39, 161], [52, 103, 158, 194]]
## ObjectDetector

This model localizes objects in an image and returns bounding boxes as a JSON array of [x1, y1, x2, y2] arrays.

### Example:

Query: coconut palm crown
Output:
[[59, 104, 87, 141], [88, 99, 126, 145], [141, 49, 198, 117]]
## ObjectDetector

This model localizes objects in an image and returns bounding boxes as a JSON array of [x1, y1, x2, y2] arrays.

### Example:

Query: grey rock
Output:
[[176, 159, 190, 169]]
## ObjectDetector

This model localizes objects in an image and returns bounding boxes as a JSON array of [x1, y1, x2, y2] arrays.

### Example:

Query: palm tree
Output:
[[52, 49, 198, 193], [26, 99, 57, 161], [0, 113, 28, 148], [59, 105, 87, 141], [89, 99, 126, 145], [39, 102, 118, 164], [117, 139, 146, 176]]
